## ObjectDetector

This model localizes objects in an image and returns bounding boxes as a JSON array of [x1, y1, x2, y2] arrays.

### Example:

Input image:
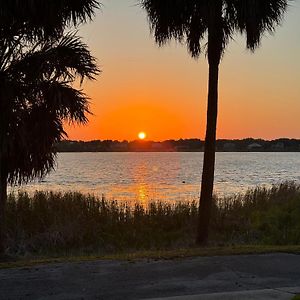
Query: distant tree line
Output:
[[56, 138, 300, 153]]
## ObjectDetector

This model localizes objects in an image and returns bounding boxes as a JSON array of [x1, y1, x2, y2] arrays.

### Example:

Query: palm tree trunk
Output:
[[0, 163, 7, 254], [197, 60, 220, 245], [196, 3, 222, 244]]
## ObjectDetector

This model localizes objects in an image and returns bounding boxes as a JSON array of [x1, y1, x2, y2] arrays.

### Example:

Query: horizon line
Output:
[[62, 137, 300, 143]]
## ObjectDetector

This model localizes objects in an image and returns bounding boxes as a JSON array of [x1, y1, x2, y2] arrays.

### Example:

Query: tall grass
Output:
[[212, 182, 300, 245], [4, 182, 300, 255]]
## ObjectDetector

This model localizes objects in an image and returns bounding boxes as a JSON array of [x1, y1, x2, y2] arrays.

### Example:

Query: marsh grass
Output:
[[4, 182, 300, 256]]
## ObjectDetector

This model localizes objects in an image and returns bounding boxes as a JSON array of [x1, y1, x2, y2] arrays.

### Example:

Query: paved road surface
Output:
[[0, 253, 300, 299]]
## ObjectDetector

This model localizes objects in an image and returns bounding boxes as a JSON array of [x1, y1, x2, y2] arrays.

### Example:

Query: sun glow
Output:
[[138, 132, 146, 140]]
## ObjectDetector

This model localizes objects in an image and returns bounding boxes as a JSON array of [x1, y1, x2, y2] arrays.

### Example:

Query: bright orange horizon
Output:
[[66, 0, 300, 142]]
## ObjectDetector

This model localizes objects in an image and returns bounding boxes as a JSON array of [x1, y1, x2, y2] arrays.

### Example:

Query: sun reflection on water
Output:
[[134, 159, 150, 205], [138, 183, 148, 206], [12, 153, 299, 206]]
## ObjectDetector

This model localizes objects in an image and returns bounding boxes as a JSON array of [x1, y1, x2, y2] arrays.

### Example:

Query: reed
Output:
[[4, 182, 300, 256]]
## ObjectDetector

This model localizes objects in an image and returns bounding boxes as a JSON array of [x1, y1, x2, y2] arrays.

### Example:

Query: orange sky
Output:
[[66, 0, 300, 141]]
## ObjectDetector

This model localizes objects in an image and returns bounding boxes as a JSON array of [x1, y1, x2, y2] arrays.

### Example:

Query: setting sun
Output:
[[138, 132, 146, 140]]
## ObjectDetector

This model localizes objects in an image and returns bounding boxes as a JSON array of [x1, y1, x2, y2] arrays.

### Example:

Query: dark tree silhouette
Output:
[[0, 0, 98, 39], [0, 1, 100, 253], [141, 0, 289, 244]]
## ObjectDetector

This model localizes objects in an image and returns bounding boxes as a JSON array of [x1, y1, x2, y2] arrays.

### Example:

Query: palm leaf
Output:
[[141, 0, 289, 56], [1, 31, 98, 185], [233, 0, 288, 50], [7, 33, 99, 84], [0, 0, 100, 40]]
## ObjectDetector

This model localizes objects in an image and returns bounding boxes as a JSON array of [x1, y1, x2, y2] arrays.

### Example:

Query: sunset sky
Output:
[[67, 0, 300, 141]]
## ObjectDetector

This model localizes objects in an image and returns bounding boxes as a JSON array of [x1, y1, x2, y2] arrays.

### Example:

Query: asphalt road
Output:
[[0, 253, 300, 299]]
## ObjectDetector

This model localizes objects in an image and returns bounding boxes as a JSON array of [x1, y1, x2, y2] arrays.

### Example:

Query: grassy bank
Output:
[[4, 182, 300, 256], [2, 245, 300, 269]]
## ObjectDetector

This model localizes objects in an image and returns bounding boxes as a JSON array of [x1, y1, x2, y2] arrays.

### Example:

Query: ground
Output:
[[0, 253, 300, 299]]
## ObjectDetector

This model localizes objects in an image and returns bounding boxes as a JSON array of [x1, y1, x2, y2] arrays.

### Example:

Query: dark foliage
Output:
[[0, 0, 99, 40], [1, 34, 99, 185], [141, 0, 288, 57], [0, 0, 100, 252], [0, 3, 100, 185], [5, 183, 300, 255]]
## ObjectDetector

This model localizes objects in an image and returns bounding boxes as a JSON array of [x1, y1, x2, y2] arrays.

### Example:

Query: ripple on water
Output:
[[9, 152, 300, 203]]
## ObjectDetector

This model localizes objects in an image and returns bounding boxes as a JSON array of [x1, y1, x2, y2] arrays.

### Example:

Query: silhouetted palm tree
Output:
[[0, 1, 100, 253], [141, 0, 289, 244]]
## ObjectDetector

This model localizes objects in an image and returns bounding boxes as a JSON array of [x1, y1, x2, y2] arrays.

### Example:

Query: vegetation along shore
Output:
[[3, 182, 300, 258]]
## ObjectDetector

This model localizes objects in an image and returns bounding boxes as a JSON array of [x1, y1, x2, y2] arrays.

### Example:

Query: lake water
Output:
[[11, 152, 300, 203]]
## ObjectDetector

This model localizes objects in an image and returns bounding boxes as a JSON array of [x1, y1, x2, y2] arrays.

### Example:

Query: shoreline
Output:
[[2, 245, 300, 269], [3, 183, 300, 259]]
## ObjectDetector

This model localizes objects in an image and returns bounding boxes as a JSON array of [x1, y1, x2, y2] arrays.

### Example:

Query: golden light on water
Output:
[[138, 132, 146, 140]]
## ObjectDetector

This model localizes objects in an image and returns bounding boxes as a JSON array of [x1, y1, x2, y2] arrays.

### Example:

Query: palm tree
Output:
[[0, 1, 100, 253], [0, 33, 99, 253], [141, 0, 289, 244]]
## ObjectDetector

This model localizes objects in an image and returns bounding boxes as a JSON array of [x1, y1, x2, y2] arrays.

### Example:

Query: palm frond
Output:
[[141, 0, 289, 57], [7, 33, 100, 84], [141, 0, 206, 57], [41, 81, 91, 125], [0, 0, 100, 40], [233, 0, 288, 50], [4, 78, 91, 184], [1, 30, 98, 185], [7, 106, 65, 184]]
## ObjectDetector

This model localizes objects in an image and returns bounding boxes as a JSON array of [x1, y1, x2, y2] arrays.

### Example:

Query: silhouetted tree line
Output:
[[56, 138, 300, 153]]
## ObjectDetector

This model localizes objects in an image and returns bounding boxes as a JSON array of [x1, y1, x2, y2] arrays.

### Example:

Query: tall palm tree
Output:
[[0, 1, 100, 253], [141, 0, 289, 244]]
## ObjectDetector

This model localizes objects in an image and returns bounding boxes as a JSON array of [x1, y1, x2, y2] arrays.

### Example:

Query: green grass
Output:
[[291, 296, 300, 300], [3, 182, 300, 258]]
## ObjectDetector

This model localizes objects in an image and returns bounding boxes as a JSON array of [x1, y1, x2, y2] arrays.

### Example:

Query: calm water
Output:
[[11, 152, 300, 203]]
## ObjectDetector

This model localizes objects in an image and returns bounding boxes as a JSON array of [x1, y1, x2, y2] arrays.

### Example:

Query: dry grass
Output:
[[4, 182, 300, 257]]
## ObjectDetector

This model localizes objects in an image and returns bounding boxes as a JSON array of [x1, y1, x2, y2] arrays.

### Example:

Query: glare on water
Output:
[[11, 152, 300, 204]]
